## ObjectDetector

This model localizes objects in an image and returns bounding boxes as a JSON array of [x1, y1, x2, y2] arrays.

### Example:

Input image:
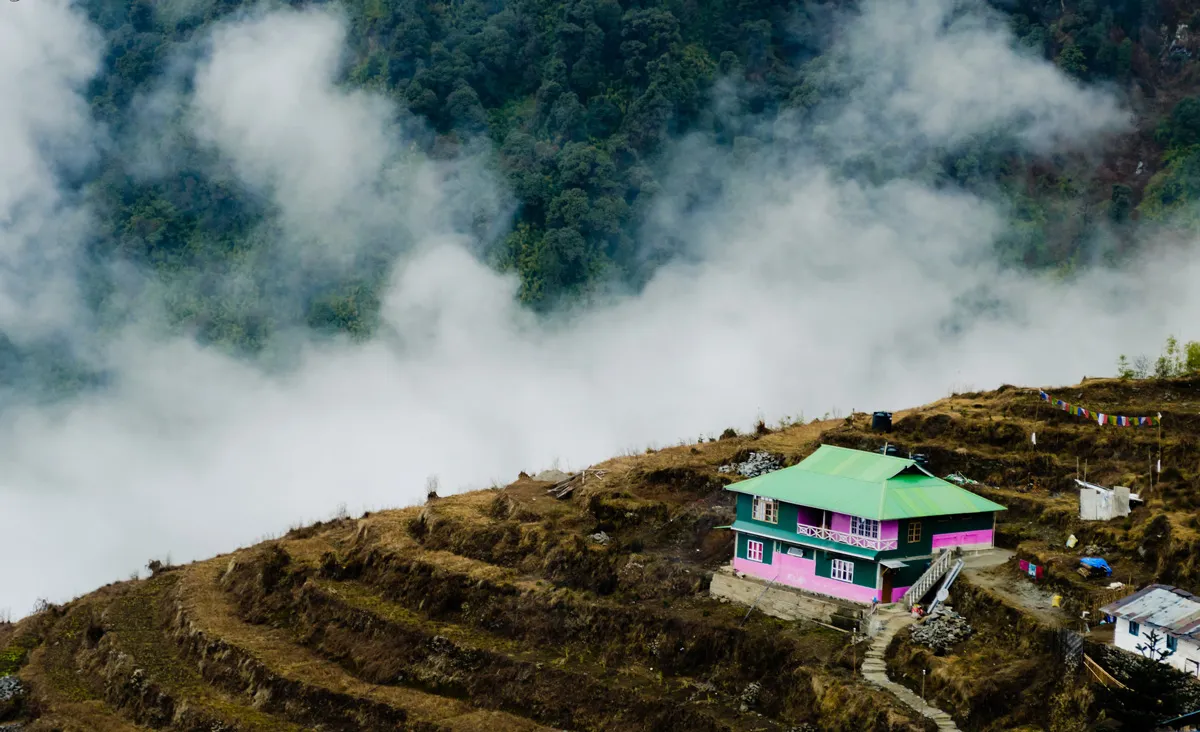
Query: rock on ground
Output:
[[911, 607, 973, 653], [0, 676, 23, 703], [718, 452, 782, 478]]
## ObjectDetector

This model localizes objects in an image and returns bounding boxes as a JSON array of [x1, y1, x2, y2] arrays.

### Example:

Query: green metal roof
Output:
[[726, 444, 1006, 521]]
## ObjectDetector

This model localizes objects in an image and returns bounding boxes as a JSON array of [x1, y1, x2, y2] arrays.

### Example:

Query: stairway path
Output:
[[860, 608, 961, 732]]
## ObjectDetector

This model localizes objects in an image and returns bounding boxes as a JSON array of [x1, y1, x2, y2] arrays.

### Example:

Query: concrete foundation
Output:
[[709, 566, 868, 630]]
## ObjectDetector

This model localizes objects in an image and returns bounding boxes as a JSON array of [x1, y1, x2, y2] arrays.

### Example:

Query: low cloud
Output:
[[0, 0, 100, 342], [0, 0, 1183, 619], [826, 0, 1131, 155], [189, 5, 509, 268]]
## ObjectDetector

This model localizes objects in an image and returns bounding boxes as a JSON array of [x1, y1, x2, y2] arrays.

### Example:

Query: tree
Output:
[[1158, 97, 1200, 149], [1156, 335, 1184, 378], [1056, 42, 1088, 77], [1106, 630, 1200, 728], [1110, 184, 1133, 223], [1186, 341, 1200, 372], [1117, 354, 1135, 379]]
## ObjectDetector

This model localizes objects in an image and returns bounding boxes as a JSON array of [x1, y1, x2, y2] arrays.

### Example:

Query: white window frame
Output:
[[850, 515, 880, 539], [831, 558, 854, 583], [751, 496, 779, 524], [746, 539, 764, 562]]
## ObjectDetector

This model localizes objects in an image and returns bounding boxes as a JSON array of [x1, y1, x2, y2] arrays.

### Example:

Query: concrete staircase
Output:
[[926, 557, 965, 614], [901, 548, 957, 609], [860, 605, 960, 732]]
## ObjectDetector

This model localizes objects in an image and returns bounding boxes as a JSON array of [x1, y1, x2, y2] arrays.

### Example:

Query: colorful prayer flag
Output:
[[1039, 392, 1162, 428]]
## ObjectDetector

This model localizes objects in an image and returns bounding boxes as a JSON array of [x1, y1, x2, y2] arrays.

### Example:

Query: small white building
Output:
[[1077, 479, 1138, 521], [1101, 584, 1200, 676]]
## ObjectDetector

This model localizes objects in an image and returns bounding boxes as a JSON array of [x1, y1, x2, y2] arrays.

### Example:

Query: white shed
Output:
[[1100, 584, 1200, 677], [1077, 479, 1136, 521]]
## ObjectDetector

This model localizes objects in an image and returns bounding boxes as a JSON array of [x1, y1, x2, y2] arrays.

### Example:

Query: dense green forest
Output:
[[49, 0, 1200, 356]]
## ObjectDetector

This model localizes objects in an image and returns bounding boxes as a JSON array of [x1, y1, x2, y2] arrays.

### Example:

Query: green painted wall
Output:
[[735, 493, 799, 531], [734, 493, 996, 565], [814, 550, 877, 589], [880, 513, 995, 561], [893, 559, 930, 587], [735, 532, 775, 564], [777, 541, 812, 560]]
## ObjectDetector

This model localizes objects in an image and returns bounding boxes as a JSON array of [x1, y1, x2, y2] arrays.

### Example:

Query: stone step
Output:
[[858, 600, 961, 732]]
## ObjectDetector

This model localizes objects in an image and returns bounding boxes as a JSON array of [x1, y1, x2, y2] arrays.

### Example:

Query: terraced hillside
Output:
[[6, 374, 1200, 731]]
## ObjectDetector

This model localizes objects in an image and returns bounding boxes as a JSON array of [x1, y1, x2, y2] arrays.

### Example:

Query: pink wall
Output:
[[830, 512, 851, 533], [824, 513, 898, 541], [889, 585, 911, 604], [733, 555, 879, 604], [881, 520, 899, 541], [931, 529, 994, 550]]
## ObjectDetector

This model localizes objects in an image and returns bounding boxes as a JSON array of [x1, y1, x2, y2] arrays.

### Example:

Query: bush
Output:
[[1117, 336, 1200, 378]]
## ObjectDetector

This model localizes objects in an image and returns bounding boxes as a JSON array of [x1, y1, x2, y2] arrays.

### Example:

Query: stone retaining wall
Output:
[[709, 567, 863, 627]]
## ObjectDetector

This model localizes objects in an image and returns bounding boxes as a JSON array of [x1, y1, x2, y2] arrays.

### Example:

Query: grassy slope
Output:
[[6, 374, 1200, 730]]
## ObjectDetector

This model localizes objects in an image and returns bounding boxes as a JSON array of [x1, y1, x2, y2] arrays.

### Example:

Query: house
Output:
[[726, 444, 1006, 605], [1100, 584, 1200, 676]]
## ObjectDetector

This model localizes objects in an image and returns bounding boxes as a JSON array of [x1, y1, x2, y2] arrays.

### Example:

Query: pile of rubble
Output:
[[911, 607, 973, 652], [0, 676, 22, 703], [737, 681, 761, 712], [718, 452, 783, 478]]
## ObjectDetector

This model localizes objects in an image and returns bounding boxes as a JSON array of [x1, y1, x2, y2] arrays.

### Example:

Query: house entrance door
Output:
[[881, 567, 894, 604]]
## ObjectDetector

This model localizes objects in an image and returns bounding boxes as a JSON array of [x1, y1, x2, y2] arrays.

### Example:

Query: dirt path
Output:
[[960, 550, 1068, 628], [860, 606, 960, 732]]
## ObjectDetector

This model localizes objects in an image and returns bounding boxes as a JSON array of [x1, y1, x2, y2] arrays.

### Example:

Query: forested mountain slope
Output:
[[67, 0, 1200, 346]]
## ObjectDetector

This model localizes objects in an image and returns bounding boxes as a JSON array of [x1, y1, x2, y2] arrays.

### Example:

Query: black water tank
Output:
[[882, 444, 903, 457], [912, 453, 930, 469], [872, 411, 893, 432]]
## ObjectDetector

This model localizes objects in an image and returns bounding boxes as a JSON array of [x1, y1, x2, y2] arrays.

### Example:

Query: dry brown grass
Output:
[[179, 560, 552, 730], [25, 376, 1200, 730]]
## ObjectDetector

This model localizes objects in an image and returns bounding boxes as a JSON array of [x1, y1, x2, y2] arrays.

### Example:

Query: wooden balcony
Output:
[[795, 523, 898, 551]]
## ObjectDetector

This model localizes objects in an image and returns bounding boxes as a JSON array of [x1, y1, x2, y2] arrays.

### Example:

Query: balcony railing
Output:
[[795, 523, 898, 551]]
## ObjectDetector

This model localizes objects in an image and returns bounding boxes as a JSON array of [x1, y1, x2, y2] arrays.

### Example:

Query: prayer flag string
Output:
[[1038, 391, 1161, 427]]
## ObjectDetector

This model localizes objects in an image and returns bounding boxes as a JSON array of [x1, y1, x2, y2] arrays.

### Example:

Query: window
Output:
[[831, 558, 854, 583], [1128, 621, 1140, 637], [746, 539, 764, 562], [787, 547, 805, 558], [849, 516, 880, 539], [907, 521, 921, 543], [1168, 635, 1178, 653], [751, 496, 778, 524]]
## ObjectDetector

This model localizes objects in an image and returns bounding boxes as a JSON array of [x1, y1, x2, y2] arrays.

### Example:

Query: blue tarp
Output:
[[1080, 557, 1113, 576]]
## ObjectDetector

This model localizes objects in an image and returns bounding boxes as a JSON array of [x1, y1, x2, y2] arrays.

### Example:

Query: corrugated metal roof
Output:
[[725, 445, 1006, 520], [1100, 585, 1200, 638], [792, 445, 926, 483]]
